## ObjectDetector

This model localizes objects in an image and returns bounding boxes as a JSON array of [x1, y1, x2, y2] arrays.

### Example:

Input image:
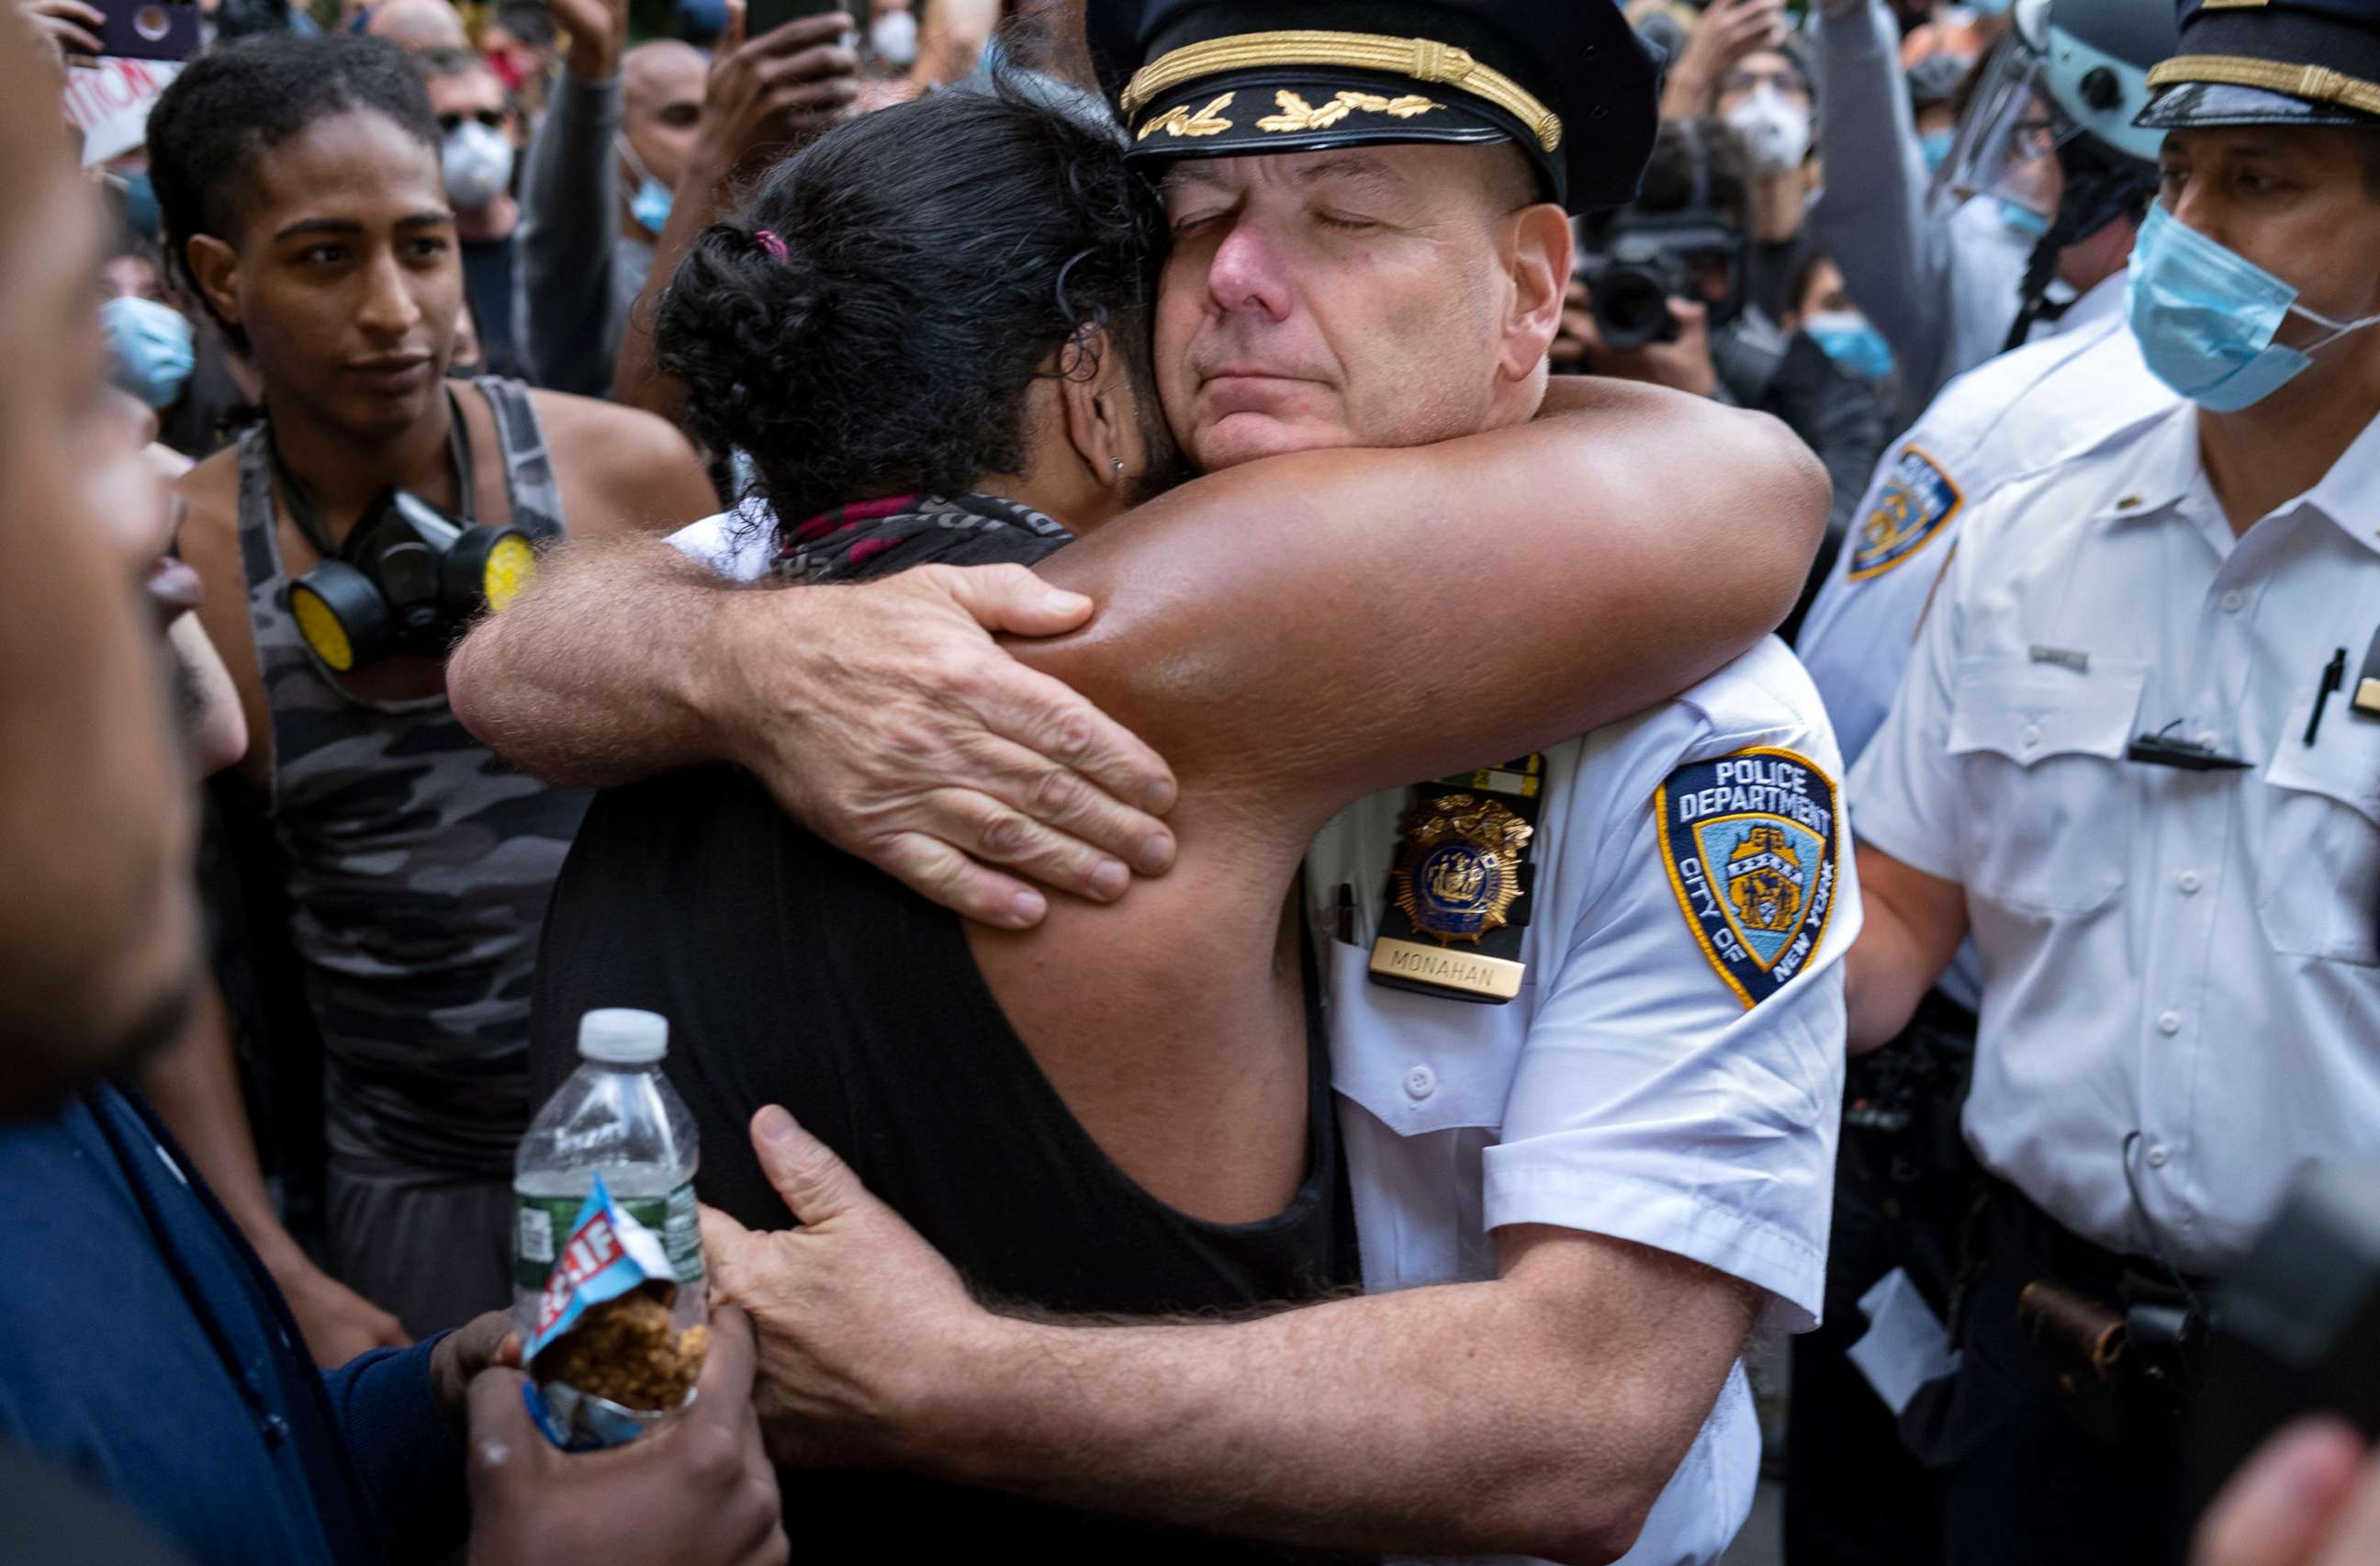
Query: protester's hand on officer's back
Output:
[[2196, 1416, 2380, 1566], [464, 1304, 787, 1566]]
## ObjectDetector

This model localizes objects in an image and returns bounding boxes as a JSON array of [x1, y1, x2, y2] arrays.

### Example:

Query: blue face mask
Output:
[[101, 294, 196, 410], [2126, 201, 2380, 412], [1919, 129, 1954, 174], [629, 176, 673, 235], [118, 170, 162, 242], [1804, 310, 1896, 382], [617, 136, 673, 236], [1997, 197, 2051, 239]]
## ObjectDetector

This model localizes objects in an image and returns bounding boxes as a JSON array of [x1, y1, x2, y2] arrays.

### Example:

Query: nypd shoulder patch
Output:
[[1848, 446, 1962, 582], [1655, 748, 1843, 1009]]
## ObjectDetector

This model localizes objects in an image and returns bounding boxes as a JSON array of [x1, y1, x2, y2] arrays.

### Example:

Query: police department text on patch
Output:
[[1656, 749, 1842, 1008]]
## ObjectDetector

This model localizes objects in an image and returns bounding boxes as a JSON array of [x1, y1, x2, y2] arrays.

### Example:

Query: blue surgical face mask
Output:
[[1919, 129, 1954, 174], [102, 294, 196, 410], [616, 135, 673, 236], [630, 177, 673, 235], [2127, 200, 2380, 412], [1804, 310, 1896, 381], [1998, 197, 2051, 239]]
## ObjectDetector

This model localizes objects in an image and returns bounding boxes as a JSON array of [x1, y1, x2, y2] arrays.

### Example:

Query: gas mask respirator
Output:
[[279, 397, 537, 672]]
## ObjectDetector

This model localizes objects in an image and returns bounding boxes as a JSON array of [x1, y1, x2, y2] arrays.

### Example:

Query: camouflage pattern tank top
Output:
[[236, 377, 589, 1176]]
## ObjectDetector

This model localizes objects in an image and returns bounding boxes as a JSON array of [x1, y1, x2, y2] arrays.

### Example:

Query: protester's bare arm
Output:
[[708, 1113, 1758, 1564], [1023, 381, 1828, 802], [137, 977, 410, 1364], [447, 537, 1181, 927]]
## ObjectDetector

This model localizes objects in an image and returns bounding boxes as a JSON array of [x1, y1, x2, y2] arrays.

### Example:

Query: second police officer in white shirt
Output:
[[1845, 0, 2380, 1553]]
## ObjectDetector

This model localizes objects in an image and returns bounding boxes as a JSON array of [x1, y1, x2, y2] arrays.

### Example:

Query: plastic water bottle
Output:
[[513, 1008, 705, 1335]]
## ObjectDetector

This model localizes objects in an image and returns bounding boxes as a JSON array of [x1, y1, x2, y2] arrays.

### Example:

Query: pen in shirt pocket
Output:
[[2305, 648, 2347, 747]]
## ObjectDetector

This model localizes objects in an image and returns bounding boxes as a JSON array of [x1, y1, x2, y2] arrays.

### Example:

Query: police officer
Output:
[[1846, 0, 2380, 1555], [1784, 6, 2179, 1555], [616, 4, 1857, 1562]]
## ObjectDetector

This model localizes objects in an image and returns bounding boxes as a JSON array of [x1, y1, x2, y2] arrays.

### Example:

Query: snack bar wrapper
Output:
[[521, 1173, 695, 1450]]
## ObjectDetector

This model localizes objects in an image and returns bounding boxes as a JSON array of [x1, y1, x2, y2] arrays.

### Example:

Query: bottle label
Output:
[[514, 1183, 704, 1296]]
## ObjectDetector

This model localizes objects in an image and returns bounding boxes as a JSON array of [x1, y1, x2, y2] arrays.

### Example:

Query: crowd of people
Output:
[[6, 0, 2380, 1561]]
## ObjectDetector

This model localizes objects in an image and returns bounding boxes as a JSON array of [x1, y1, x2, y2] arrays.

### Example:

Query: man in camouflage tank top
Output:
[[153, 37, 718, 1346]]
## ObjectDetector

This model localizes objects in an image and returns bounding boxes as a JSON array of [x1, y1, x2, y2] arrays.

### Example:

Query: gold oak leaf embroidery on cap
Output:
[[1138, 92, 1237, 141], [1256, 89, 1444, 132]]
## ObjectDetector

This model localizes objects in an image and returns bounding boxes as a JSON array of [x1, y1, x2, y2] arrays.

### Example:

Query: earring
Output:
[[1111, 456, 1125, 472]]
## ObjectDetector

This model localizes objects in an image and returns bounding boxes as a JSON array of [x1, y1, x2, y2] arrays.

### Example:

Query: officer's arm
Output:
[[1847, 842, 1968, 1051], [713, 1117, 1757, 1565], [1022, 381, 1828, 803], [931, 1226, 1756, 1566]]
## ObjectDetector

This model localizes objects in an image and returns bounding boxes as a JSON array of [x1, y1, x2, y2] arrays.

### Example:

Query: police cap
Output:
[[1083, 0, 1664, 213], [2137, 0, 2380, 129]]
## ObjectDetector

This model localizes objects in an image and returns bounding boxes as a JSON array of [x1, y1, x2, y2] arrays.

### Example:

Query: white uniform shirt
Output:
[[1307, 639, 1857, 1566], [1852, 400, 2380, 1273], [1797, 274, 2174, 1008]]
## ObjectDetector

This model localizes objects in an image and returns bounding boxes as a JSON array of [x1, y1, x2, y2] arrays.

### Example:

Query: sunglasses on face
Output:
[[439, 109, 507, 133]]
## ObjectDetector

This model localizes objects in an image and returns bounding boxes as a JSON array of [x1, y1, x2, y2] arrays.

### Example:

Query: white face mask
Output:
[[869, 7, 918, 66], [442, 120, 514, 211], [1724, 84, 1813, 175]]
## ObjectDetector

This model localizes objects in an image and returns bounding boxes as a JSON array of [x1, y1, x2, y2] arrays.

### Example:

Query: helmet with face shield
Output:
[[1934, 0, 2178, 346]]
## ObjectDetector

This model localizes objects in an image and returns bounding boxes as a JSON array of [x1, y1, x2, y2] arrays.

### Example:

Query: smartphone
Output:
[[95, 0, 200, 61], [743, 0, 868, 39]]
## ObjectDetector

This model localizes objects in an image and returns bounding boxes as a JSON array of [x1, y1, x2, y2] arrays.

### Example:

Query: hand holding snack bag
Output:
[[466, 1303, 787, 1566], [522, 1174, 710, 1449]]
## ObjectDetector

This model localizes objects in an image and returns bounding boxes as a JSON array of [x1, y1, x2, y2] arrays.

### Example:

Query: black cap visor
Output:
[[2137, 76, 2380, 128]]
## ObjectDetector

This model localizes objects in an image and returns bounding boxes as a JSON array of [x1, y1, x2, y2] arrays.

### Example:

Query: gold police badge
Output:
[[1390, 794, 1532, 945]]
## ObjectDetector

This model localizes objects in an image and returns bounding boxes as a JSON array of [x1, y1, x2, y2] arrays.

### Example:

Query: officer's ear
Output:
[[1055, 323, 1134, 494], [1499, 203, 1571, 384]]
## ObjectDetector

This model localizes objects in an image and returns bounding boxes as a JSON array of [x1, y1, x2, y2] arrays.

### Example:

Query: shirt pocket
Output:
[[1324, 937, 1533, 1137], [2257, 699, 2380, 965], [1946, 659, 2147, 917]]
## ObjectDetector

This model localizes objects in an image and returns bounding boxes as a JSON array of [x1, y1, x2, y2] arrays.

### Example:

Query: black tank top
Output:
[[530, 493, 1362, 1560]]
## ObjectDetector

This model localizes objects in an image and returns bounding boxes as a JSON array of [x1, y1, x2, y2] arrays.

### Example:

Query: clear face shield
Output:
[[1931, 19, 2079, 221]]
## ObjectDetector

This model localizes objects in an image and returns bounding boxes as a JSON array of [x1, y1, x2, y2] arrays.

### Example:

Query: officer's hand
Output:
[[1584, 298, 1721, 400], [2195, 1417, 2380, 1566], [717, 563, 1177, 929], [700, 1108, 986, 1470], [465, 1305, 786, 1566]]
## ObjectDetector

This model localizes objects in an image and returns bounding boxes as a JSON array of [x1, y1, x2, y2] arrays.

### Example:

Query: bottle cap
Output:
[[578, 1008, 668, 1065]]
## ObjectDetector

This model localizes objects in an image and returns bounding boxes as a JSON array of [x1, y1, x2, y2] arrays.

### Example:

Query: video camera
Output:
[[1575, 209, 1743, 351]]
